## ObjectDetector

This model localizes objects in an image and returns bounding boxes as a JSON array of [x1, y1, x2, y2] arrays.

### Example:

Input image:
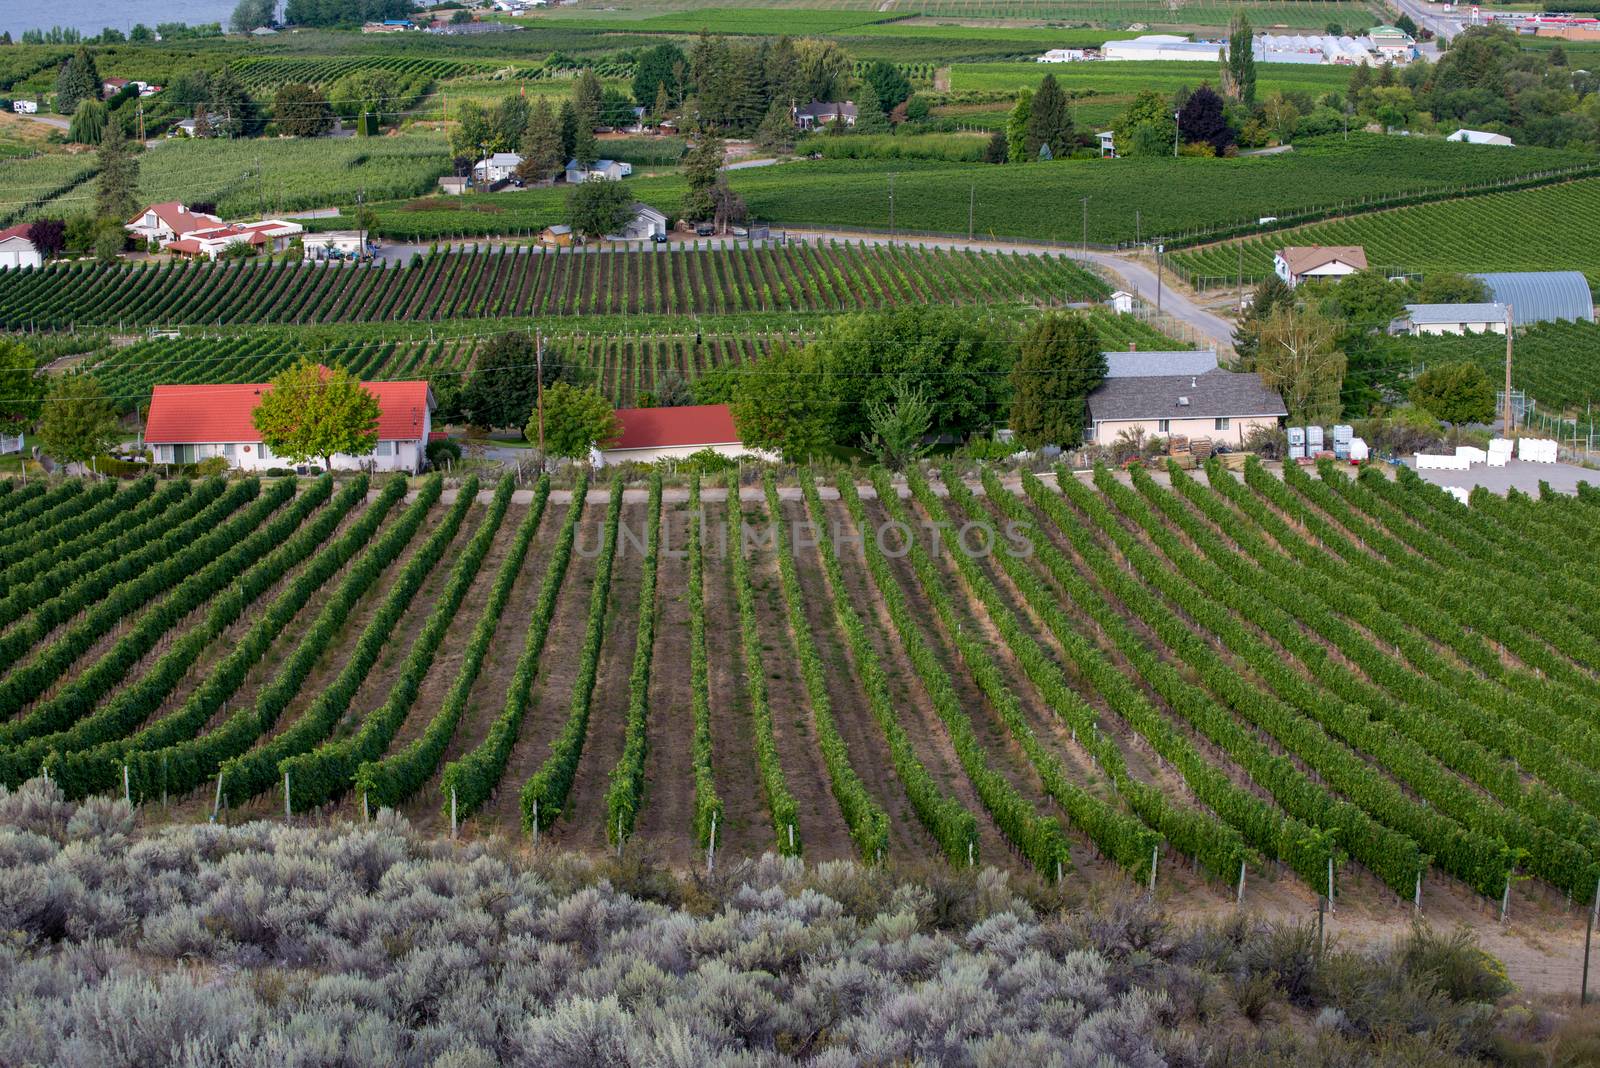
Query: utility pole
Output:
[[1079, 196, 1089, 255], [534, 328, 546, 461], [888, 173, 896, 242], [1584, 875, 1599, 1006], [1504, 303, 1515, 440], [1135, 208, 1141, 247], [1156, 244, 1164, 315], [1173, 110, 1180, 158], [1238, 243, 1244, 311], [967, 183, 975, 241]]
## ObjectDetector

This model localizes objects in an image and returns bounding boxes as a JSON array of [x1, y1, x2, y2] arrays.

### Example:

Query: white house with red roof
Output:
[[591, 403, 775, 467], [126, 202, 224, 247], [0, 224, 42, 270], [144, 377, 435, 472], [165, 220, 304, 259]]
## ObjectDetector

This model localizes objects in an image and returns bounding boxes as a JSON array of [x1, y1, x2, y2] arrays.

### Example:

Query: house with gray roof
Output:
[[1086, 369, 1286, 448], [1470, 272, 1595, 326], [1102, 349, 1218, 379], [1395, 303, 1508, 337]]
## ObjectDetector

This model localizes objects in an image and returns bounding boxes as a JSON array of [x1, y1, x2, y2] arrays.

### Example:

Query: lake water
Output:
[[2, 0, 242, 40]]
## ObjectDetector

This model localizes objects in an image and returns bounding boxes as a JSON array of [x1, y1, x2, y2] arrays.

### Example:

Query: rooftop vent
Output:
[[1177, 396, 1190, 406]]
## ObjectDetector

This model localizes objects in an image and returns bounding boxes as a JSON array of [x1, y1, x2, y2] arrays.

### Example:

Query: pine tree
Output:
[[853, 80, 888, 133], [557, 100, 578, 162], [755, 99, 795, 152], [1008, 314, 1105, 449], [95, 119, 139, 222], [572, 123, 599, 169], [1023, 73, 1073, 160], [54, 45, 100, 116], [517, 98, 564, 183], [681, 135, 723, 222], [573, 69, 603, 129]]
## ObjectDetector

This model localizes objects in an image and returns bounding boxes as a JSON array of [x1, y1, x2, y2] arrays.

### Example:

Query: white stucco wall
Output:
[[1412, 320, 1507, 337], [151, 438, 425, 472], [1091, 415, 1280, 448], [592, 442, 778, 467]]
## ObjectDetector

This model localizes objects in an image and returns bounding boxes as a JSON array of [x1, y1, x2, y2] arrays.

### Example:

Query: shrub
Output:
[[425, 437, 463, 467]]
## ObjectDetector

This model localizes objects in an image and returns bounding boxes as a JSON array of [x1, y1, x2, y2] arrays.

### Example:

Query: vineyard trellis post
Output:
[[706, 812, 716, 874], [1237, 860, 1246, 907], [1583, 874, 1599, 1005]]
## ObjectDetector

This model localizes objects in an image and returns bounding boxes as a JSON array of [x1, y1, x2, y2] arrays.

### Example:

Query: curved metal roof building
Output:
[[1470, 272, 1596, 326]]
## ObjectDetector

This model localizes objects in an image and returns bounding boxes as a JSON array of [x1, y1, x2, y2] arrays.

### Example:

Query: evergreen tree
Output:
[[1347, 61, 1373, 109], [862, 59, 912, 112], [572, 123, 599, 169], [573, 69, 603, 128], [764, 35, 800, 107], [517, 98, 564, 183], [755, 99, 796, 152], [983, 130, 1009, 163], [1008, 314, 1105, 449], [681, 135, 723, 221], [632, 43, 686, 110], [492, 94, 529, 151], [653, 83, 670, 120], [54, 46, 101, 117], [95, 120, 139, 223], [1005, 89, 1032, 163], [1023, 73, 1073, 159], [557, 100, 578, 162], [1224, 13, 1257, 104], [853, 80, 889, 133]]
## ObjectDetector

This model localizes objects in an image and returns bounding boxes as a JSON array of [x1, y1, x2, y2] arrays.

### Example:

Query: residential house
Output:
[[1086, 369, 1287, 448], [126, 202, 224, 247], [472, 152, 523, 184], [792, 101, 857, 130], [565, 158, 632, 183], [0, 224, 42, 270], [1097, 130, 1116, 157], [302, 231, 364, 260], [438, 175, 469, 195], [1102, 348, 1219, 378], [144, 376, 434, 473], [539, 224, 574, 247], [169, 115, 223, 138], [1396, 303, 1509, 336], [608, 202, 668, 242], [1273, 245, 1368, 287], [1447, 128, 1514, 146], [1472, 271, 1597, 325], [164, 219, 304, 259], [591, 404, 777, 467]]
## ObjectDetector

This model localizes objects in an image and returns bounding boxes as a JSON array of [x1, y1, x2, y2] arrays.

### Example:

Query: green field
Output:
[[1170, 177, 1600, 289], [547, 0, 1377, 28], [523, 6, 903, 31], [0, 153, 99, 227]]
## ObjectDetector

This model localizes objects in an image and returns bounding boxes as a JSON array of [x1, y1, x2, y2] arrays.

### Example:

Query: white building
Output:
[[591, 404, 776, 467], [472, 152, 523, 184], [1447, 128, 1515, 146], [1103, 34, 1225, 62], [1399, 303, 1510, 336], [1086, 369, 1286, 448], [144, 377, 434, 473], [1038, 48, 1087, 62], [608, 202, 668, 242], [1253, 33, 1376, 65], [302, 231, 364, 260], [1274, 245, 1369, 287], [0, 224, 43, 270], [565, 159, 633, 183], [125, 202, 224, 247], [164, 219, 304, 259]]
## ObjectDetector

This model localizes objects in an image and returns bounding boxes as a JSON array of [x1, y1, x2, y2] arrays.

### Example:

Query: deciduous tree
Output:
[[864, 386, 933, 470], [1253, 305, 1347, 424], [1411, 361, 1495, 431], [1223, 12, 1257, 104], [252, 360, 382, 471], [565, 178, 631, 239], [38, 373, 118, 464], [68, 99, 106, 145], [461, 331, 538, 429], [0, 339, 46, 434], [536, 381, 621, 460], [1005, 89, 1032, 163], [274, 82, 333, 138], [731, 345, 834, 460]]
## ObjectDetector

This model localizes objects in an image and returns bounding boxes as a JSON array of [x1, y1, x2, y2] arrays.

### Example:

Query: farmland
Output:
[[8, 459, 1600, 932], [948, 58, 1356, 97], [0, 243, 1107, 329], [335, 136, 1599, 244], [1169, 178, 1600, 290], [1362, 319, 1600, 418], [75, 305, 1176, 411]]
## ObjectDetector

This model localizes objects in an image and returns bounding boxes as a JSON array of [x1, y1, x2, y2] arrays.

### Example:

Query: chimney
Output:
[[1128, 342, 1137, 352], [1191, 377, 1197, 388]]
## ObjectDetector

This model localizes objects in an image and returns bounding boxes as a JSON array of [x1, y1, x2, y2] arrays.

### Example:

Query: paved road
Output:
[[1411, 456, 1598, 496], [1390, 0, 1465, 50], [13, 111, 68, 132], [785, 227, 1239, 352]]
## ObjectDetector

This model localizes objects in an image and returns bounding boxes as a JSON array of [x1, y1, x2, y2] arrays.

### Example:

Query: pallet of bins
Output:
[[1167, 434, 1196, 469]]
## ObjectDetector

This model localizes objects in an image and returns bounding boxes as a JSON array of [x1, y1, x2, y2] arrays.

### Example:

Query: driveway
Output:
[[783, 227, 1239, 352], [12, 111, 68, 132], [1410, 456, 1599, 496]]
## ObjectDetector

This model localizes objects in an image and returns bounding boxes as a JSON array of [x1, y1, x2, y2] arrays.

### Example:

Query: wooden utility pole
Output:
[[534, 329, 546, 459], [1504, 303, 1515, 440]]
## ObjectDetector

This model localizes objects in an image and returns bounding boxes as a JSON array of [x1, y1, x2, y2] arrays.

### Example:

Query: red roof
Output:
[[0, 224, 34, 244], [145, 378, 432, 443], [610, 404, 741, 450], [128, 201, 222, 234]]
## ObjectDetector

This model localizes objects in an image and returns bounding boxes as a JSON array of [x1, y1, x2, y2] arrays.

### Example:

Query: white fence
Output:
[[0, 433, 21, 456]]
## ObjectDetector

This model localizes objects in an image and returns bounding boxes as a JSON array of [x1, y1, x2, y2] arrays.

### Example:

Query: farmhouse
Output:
[[792, 101, 857, 130], [1471, 271, 1597, 326], [1396, 303, 1509, 336], [472, 152, 523, 184], [1086, 369, 1286, 448], [144, 377, 434, 473], [1447, 128, 1515, 147], [0, 224, 43, 270], [590, 404, 777, 467], [1273, 245, 1368, 287], [608, 202, 668, 242], [164, 220, 304, 260], [565, 159, 632, 183], [126, 202, 224, 247], [1102, 34, 1224, 62]]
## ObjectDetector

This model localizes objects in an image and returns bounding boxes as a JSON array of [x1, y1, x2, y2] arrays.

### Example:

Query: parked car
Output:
[[694, 223, 714, 237], [651, 231, 669, 244], [731, 226, 749, 237]]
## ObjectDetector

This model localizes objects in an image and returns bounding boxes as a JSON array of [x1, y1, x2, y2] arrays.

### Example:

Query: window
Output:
[[1157, 419, 1170, 434], [223, 443, 237, 462], [258, 442, 272, 460], [376, 441, 395, 457], [174, 444, 197, 464], [1214, 418, 1231, 432]]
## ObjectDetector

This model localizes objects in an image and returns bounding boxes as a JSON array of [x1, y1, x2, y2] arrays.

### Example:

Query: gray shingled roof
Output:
[[1088, 370, 1287, 422], [1404, 302, 1506, 325], [1102, 349, 1218, 379]]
